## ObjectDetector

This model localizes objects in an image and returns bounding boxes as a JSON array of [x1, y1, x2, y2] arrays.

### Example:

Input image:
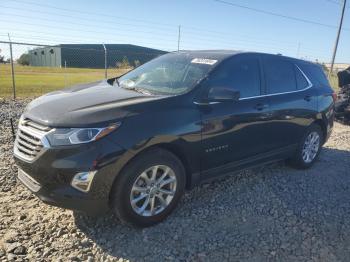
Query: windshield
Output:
[[116, 53, 217, 95]]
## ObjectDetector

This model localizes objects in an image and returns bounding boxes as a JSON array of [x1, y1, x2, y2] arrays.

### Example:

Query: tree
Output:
[[0, 48, 5, 63], [116, 56, 132, 69], [321, 63, 329, 73], [17, 53, 30, 66], [134, 60, 140, 67], [121, 56, 130, 68]]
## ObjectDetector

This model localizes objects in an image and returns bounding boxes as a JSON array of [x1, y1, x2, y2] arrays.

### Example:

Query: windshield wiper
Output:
[[114, 78, 120, 86], [123, 86, 153, 95]]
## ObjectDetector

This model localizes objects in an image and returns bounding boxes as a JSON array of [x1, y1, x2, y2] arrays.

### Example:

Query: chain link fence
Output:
[[0, 41, 167, 98]]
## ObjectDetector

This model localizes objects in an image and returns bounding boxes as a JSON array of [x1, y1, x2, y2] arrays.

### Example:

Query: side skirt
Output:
[[196, 144, 297, 185]]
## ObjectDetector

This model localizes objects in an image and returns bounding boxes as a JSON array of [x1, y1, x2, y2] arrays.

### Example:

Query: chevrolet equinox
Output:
[[14, 51, 335, 227]]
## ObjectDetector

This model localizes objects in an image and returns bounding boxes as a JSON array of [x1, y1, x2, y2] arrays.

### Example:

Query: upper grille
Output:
[[14, 118, 51, 162]]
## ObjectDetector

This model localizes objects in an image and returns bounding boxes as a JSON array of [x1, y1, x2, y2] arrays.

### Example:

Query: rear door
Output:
[[262, 55, 317, 149]]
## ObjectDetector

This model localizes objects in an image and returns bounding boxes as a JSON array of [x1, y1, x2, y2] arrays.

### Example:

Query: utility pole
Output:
[[177, 25, 181, 51], [102, 43, 107, 79], [8, 33, 16, 100], [329, 0, 347, 76]]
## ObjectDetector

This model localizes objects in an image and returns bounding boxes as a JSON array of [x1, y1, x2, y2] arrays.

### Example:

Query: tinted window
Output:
[[264, 58, 297, 94], [299, 63, 329, 87], [295, 66, 309, 90], [208, 57, 261, 98]]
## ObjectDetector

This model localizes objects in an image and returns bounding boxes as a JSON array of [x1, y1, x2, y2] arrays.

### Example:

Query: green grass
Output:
[[328, 73, 339, 92], [0, 64, 340, 98], [0, 64, 129, 98]]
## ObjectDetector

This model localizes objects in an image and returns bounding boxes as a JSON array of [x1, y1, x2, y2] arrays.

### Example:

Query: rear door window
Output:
[[298, 63, 330, 87], [208, 56, 261, 98], [264, 57, 297, 94]]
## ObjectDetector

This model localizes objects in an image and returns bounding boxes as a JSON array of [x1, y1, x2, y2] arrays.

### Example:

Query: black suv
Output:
[[14, 51, 335, 227]]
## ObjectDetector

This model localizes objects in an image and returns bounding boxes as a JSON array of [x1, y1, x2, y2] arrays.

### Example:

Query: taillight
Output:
[[332, 92, 337, 102]]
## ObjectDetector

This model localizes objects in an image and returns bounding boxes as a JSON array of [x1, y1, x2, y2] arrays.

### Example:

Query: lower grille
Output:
[[14, 118, 51, 162], [18, 168, 41, 192]]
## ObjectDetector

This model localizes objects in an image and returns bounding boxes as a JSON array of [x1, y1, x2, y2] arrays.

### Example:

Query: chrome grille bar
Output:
[[22, 119, 51, 131], [14, 118, 52, 162], [18, 130, 42, 146]]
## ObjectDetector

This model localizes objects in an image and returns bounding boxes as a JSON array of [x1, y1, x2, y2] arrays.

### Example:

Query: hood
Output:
[[24, 80, 164, 127]]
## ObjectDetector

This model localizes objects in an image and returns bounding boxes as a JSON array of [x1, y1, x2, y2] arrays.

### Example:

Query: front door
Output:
[[198, 54, 273, 174]]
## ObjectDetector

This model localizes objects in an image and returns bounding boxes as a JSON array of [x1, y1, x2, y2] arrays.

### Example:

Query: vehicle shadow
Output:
[[74, 147, 350, 261]]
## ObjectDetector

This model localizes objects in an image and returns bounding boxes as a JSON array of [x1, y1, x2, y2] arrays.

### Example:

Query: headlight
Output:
[[46, 123, 120, 146]]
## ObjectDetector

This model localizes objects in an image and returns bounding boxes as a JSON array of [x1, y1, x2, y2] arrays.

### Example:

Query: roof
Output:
[[176, 50, 243, 61], [175, 50, 320, 66]]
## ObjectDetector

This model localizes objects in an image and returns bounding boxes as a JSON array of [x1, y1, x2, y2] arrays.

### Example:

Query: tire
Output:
[[288, 124, 324, 169], [110, 148, 186, 227]]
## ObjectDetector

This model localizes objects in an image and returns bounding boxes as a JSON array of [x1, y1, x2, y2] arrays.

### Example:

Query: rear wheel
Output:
[[110, 148, 185, 227], [288, 124, 323, 169]]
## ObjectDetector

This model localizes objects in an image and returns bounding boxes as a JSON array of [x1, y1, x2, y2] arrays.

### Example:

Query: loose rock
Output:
[[1, 98, 350, 261]]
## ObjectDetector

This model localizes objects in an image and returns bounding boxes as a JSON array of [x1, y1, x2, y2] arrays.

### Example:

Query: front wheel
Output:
[[110, 148, 185, 227], [288, 124, 323, 169]]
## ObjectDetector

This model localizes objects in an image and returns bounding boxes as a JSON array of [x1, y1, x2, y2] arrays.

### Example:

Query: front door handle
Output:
[[304, 95, 312, 102], [254, 103, 269, 111]]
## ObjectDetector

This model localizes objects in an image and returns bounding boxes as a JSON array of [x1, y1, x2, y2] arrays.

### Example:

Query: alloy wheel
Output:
[[130, 165, 177, 217], [302, 131, 320, 163]]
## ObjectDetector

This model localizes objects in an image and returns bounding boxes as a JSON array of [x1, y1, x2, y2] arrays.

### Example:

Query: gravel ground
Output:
[[1, 98, 350, 262]]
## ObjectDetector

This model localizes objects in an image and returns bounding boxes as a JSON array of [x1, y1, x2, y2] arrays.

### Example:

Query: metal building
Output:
[[28, 44, 167, 68]]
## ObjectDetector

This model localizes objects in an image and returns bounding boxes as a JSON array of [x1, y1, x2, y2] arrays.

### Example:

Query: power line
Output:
[[0, 12, 176, 37], [0, 5, 174, 32], [0, 23, 332, 61], [0, 12, 313, 53], [0, 30, 176, 51], [2, 0, 178, 28], [0, 19, 175, 44], [0, 13, 177, 41], [213, 0, 350, 31], [0, 0, 345, 62], [1, 31, 330, 59], [325, 0, 350, 7], [1, 7, 305, 50], [2, 1, 344, 56], [1, 5, 294, 47], [2, 8, 328, 54], [0, 40, 174, 56], [3, 26, 329, 58]]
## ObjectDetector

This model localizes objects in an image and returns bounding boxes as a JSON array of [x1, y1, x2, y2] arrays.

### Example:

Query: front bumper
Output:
[[14, 137, 126, 216], [18, 168, 109, 215]]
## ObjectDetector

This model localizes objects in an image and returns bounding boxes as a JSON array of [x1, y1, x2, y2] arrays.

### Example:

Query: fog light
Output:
[[71, 171, 97, 192]]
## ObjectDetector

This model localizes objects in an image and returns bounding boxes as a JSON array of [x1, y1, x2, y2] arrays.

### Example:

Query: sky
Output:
[[0, 0, 349, 63]]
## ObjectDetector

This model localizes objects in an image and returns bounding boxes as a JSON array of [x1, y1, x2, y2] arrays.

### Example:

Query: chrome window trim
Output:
[[194, 63, 313, 105], [239, 64, 313, 101], [193, 101, 220, 105]]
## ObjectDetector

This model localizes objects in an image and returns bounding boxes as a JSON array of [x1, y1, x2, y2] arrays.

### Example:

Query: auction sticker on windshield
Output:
[[191, 58, 218, 65]]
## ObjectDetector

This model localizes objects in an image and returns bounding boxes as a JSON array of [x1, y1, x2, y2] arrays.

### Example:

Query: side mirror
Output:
[[208, 87, 240, 102]]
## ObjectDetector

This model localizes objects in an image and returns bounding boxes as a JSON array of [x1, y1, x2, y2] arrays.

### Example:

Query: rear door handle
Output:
[[254, 103, 269, 111], [304, 95, 312, 102]]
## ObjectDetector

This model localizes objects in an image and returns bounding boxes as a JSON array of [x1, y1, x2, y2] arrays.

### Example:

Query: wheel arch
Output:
[[152, 143, 194, 190], [108, 141, 196, 205]]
